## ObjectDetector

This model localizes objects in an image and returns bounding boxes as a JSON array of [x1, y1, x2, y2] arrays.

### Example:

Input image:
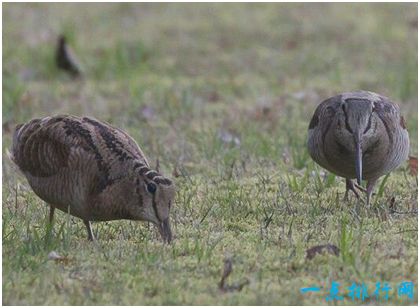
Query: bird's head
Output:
[[334, 91, 382, 184], [128, 163, 175, 243]]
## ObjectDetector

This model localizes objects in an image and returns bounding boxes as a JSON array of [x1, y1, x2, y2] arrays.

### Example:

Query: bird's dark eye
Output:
[[147, 182, 157, 194]]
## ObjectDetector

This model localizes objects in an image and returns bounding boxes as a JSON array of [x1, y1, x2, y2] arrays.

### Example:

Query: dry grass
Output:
[[2, 3, 418, 305]]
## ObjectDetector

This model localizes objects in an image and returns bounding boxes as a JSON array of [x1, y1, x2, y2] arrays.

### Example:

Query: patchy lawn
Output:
[[2, 3, 417, 305]]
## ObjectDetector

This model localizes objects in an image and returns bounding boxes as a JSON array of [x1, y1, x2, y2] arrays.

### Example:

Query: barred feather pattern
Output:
[[11, 115, 174, 223], [307, 91, 410, 182]]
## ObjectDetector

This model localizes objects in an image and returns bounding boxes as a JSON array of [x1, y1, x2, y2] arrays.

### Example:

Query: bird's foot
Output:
[[344, 179, 361, 200], [345, 179, 377, 206], [84, 220, 96, 241], [366, 179, 378, 206], [354, 183, 366, 193]]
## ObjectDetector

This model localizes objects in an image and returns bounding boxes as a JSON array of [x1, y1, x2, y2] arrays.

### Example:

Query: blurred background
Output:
[[2, 3, 418, 305], [3, 3, 418, 172]]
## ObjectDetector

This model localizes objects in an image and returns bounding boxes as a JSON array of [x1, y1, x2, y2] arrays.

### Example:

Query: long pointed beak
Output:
[[354, 133, 362, 185], [157, 218, 172, 244]]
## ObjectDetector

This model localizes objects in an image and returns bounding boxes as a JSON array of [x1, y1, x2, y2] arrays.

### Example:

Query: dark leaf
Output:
[[408, 156, 417, 176], [389, 196, 396, 214], [306, 244, 340, 260]]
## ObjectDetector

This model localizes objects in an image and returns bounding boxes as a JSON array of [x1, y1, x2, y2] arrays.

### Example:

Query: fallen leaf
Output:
[[408, 156, 417, 176], [306, 244, 340, 260]]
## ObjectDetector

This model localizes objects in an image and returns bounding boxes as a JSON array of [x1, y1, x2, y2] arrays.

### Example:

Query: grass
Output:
[[2, 3, 418, 305]]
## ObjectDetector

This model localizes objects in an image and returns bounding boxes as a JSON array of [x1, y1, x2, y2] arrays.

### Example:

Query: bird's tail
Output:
[[8, 123, 25, 166]]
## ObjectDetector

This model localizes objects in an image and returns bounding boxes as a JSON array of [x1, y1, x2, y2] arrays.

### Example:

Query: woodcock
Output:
[[10, 115, 175, 242], [307, 91, 409, 204], [56, 35, 82, 78]]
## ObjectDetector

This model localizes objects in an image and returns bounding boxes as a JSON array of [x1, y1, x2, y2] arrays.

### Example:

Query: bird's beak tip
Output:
[[354, 134, 363, 186], [157, 218, 172, 244]]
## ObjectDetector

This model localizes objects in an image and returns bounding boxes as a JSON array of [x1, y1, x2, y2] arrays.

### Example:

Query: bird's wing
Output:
[[81, 116, 150, 167], [12, 115, 152, 190], [308, 95, 341, 135], [12, 116, 74, 177], [307, 95, 341, 169], [373, 97, 406, 133]]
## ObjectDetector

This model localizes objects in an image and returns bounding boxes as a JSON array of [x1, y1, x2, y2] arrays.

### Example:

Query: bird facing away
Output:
[[307, 91, 409, 204], [55, 35, 82, 77], [10, 115, 175, 242]]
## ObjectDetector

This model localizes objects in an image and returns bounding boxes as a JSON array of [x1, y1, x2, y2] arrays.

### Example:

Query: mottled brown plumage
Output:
[[307, 91, 409, 204], [10, 115, 175, 242]]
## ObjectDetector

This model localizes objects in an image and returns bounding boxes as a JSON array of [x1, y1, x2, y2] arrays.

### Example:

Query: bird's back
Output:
[[11, 115, 150, 217]]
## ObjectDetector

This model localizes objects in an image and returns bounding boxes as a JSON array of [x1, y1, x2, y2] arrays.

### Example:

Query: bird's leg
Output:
[[84, 220, 95, 241], [49, 205, 55, 224], [45, 204, 56, 245], [366, 179, 378, 206], [345, 179, 360, 200]]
